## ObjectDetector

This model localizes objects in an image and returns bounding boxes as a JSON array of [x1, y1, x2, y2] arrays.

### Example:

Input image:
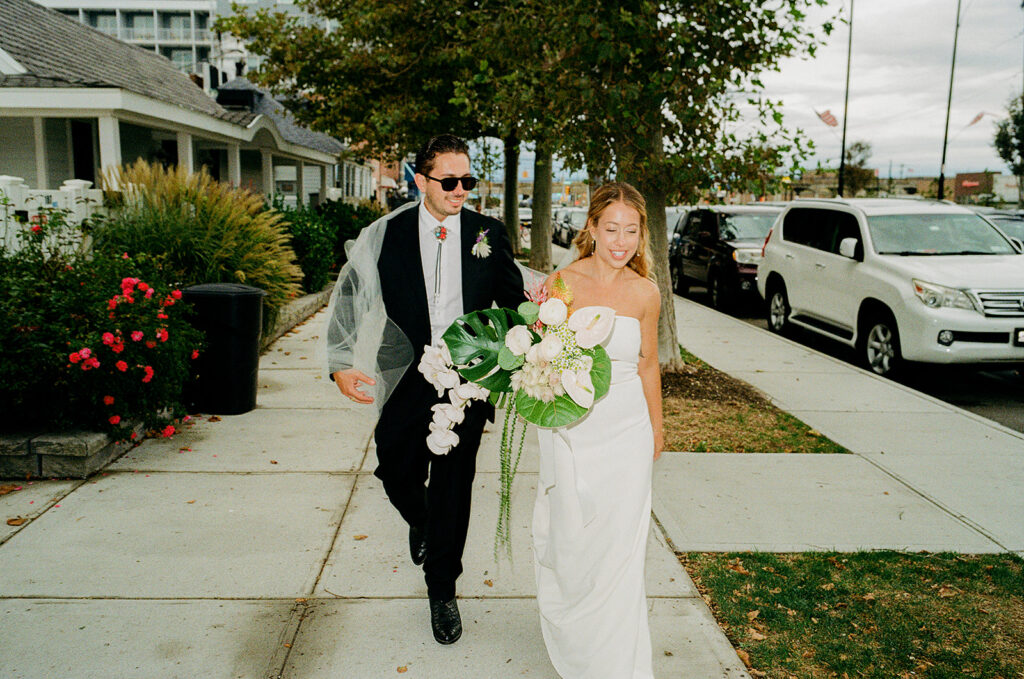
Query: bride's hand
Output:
[[653, 430, 664, 461]]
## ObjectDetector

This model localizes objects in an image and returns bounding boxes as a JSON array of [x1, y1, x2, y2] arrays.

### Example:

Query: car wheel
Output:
[[766, 284, 790, 335], [859, 313, 902, 377], [710, 274, 731, 312]]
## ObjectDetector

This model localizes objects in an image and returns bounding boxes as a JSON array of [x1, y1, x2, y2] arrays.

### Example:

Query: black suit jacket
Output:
[[375, 205, 524, 440]]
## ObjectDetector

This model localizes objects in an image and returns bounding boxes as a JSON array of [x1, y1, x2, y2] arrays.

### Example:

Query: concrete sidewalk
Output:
[[655, 296, 1024, 556], [0, 307, 749, 679]]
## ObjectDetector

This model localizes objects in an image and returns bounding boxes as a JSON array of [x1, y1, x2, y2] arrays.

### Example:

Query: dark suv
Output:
[[669, 205, 782, 310]]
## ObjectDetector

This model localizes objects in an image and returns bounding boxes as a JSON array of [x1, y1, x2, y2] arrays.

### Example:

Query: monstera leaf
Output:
[[442, 308, 525, 392], [514, 346, 611, 428]]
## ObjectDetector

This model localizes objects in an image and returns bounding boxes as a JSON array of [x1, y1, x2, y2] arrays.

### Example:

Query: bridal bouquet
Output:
[[417, 280, 616, 555]]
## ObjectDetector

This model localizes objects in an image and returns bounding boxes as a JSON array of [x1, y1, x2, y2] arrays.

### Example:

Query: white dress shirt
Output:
[[418, 201, 463, 346]]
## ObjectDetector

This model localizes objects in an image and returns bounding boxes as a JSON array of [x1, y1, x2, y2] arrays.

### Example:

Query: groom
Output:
[[331, 134, 524, 644]]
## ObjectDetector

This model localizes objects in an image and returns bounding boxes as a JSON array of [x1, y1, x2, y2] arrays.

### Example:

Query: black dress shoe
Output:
[[409, 525, 427, 566], [429, 597, 462, 645]]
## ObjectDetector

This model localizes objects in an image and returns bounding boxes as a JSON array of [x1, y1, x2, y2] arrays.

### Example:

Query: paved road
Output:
[[680, 286, 1024, 435]]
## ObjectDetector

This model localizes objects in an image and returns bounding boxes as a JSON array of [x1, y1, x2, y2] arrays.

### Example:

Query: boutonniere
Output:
[[471, 228, 491, 258]]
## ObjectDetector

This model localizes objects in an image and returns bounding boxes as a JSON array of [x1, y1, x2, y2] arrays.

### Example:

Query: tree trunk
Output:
[[530, 145, 554, 272], [618, 130, 682, 371], [502, 134, 520, 254]]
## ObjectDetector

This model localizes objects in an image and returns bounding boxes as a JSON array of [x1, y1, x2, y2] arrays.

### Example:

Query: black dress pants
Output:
[[374, 382, 489, 601]]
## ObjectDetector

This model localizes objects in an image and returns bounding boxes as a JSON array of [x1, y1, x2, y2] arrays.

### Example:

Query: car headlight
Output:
[[732, 249, 762, 265], [912, 279, 978, 311]]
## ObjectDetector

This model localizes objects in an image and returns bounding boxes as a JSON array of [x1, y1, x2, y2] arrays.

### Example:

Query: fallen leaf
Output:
[[937, 585, 959, 598], [284, 351, 291, 355], [484, 579, 494, 587], [820, 582, 835, 591], [663, 651, 673, 657], [736, 648, 751, 667], [802, 650, 815, 659], [397, 667, 408, 674], [270, 460, 278, 465], [807, 429, 820, 436], [283, 643, 291, 648], [186, 500, 196, 504], [208, 416, 222, 422], [6, 517, 27, 526], [746, 609, 760, 621], [748, 628, 766, 641], [862, 592, 876, 602], [295, 598, 307, 603], [0, 484, 22, 496], [353, 534, 368, 540]]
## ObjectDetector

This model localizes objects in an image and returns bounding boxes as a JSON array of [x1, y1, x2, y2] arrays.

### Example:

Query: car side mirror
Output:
[[838, 237, 862, 261]]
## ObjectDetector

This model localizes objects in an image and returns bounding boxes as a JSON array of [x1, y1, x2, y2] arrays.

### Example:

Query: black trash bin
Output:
[[182, 283, 267, 415]]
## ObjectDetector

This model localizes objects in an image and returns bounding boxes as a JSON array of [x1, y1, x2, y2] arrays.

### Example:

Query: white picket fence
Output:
[[0, 175, 105, 251]]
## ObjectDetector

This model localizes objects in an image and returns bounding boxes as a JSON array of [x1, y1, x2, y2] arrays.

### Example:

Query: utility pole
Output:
[[838, 0, 854, 197], [938, 0, 963, 202]]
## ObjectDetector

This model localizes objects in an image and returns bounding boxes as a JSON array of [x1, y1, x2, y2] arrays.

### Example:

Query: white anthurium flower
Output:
[[427, 422, 460, 455], [568, 306, 617, 349], [561, 367, 596, 408], [538, 298, 568, 326], [537, 333, 564, 362], [504, 324, 533, 356], [432, 402, 465, 426]]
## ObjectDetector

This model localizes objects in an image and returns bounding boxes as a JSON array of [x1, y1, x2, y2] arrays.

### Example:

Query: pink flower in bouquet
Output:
[[103, 395, 115, 405], [141, 365, 154, 383], [131, 331, 144, 342], [108, 415, 121, 425], [161, 425, 175, 438], [115, 360, 128, 372]]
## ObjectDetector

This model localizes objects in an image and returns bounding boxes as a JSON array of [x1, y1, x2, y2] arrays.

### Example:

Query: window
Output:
[[93, 13, 117, 35], [682, 211, 704, 239], [719, 212, 778, 240], [867, 213, 1016, 255]]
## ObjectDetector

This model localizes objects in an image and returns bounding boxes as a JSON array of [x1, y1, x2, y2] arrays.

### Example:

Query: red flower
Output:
[[103, 395, 115, 405], [156, 328, 168, 342], [79, 347, 92, 359], [69, 352, 81, 363], [115, 360, 128, 372], [171, 290, 182, 300], [190, 349, 199, 360], [111, 342, 124, 354], [144, 288, 155, 299], [156, 312, 168, 320], [102, 332, 115, 345], [122, 252, 129, 259], [137, 282, 149, 292], [142, 366, 154, 383], [31, 225, 42, 233], [131, 331, 144, 342], [145, 340, 157, 349], [161, 425, 175, 438], [108, 415, 121, 425], [107, 297, 119, 310]]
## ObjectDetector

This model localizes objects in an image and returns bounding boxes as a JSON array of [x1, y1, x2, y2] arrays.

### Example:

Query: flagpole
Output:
[[838, 0, 854, 197], [938, 0, 963, 202]]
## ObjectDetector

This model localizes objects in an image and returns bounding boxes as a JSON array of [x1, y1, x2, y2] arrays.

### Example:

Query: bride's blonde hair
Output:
[[572, 182, 655, 281]]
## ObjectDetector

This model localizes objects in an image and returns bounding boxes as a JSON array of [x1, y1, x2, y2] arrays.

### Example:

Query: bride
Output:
[[533, 182, 663, 678]]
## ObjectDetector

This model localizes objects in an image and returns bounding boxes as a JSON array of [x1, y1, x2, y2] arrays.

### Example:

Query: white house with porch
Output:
[[0, 0, 370, 209]]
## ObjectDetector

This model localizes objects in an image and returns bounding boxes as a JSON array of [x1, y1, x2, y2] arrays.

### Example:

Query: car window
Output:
[[782, 208, 833, 251], [682, 211, 703, 238], [990, 216, 1024, 241], [719, 212, 779, 240], [867, 213, 1017, 255]]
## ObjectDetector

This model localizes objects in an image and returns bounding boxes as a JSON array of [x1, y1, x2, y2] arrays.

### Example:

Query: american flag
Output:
[[816, 109, 839, 127]]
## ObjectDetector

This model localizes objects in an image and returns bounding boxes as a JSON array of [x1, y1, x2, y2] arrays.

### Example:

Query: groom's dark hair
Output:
[[415, 134, 470, 176]]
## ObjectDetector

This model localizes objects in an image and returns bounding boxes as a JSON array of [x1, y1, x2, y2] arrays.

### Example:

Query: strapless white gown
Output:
[[533, 314, 654, 679]]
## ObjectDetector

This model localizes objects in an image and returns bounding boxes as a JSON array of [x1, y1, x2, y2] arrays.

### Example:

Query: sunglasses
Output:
[[426, 175, 478, 191]]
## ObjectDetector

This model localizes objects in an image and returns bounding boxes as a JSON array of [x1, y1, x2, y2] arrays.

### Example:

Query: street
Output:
[[680, 286, 1024, 435]]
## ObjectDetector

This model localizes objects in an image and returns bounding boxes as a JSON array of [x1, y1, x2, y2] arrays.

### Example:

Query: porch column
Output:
[[97, 115, 122, 173], [296, 160, 304, 206], [176, 131, 194, 173], [33, 117, 48, 189], [319, 164, 328, 207], [261, 150, 273, 197], [227, 144, 241, 185]]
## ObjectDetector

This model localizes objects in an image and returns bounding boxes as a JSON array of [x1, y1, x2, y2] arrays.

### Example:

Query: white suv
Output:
[[756, 198, 1024, 376]]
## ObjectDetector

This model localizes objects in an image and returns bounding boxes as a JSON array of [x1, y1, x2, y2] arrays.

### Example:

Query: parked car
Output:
[[554, 207, 589, 247], [969, 208, 1024, 247], [757, 198, 1024, 377], [668, 204, 782, 310]]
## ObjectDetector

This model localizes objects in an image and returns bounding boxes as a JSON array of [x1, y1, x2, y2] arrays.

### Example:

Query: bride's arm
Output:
[[637, 282, 663, 460]]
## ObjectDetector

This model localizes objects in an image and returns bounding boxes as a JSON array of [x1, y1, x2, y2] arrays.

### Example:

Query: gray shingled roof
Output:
[[220, 78, 344, 155], [0, 0, 339, 155]]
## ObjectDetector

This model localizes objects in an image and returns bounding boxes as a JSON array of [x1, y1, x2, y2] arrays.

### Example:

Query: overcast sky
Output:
[[761, 0, 1024, 178]]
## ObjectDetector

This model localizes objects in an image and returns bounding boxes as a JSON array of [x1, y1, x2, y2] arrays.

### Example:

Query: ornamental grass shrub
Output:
[[0, 208, 202, 439], [317, 199, 384, 267], [92, 160, 303, 330]]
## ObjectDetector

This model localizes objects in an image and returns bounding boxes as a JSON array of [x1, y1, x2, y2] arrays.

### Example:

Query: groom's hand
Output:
[[333, 368, 376, 404]]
